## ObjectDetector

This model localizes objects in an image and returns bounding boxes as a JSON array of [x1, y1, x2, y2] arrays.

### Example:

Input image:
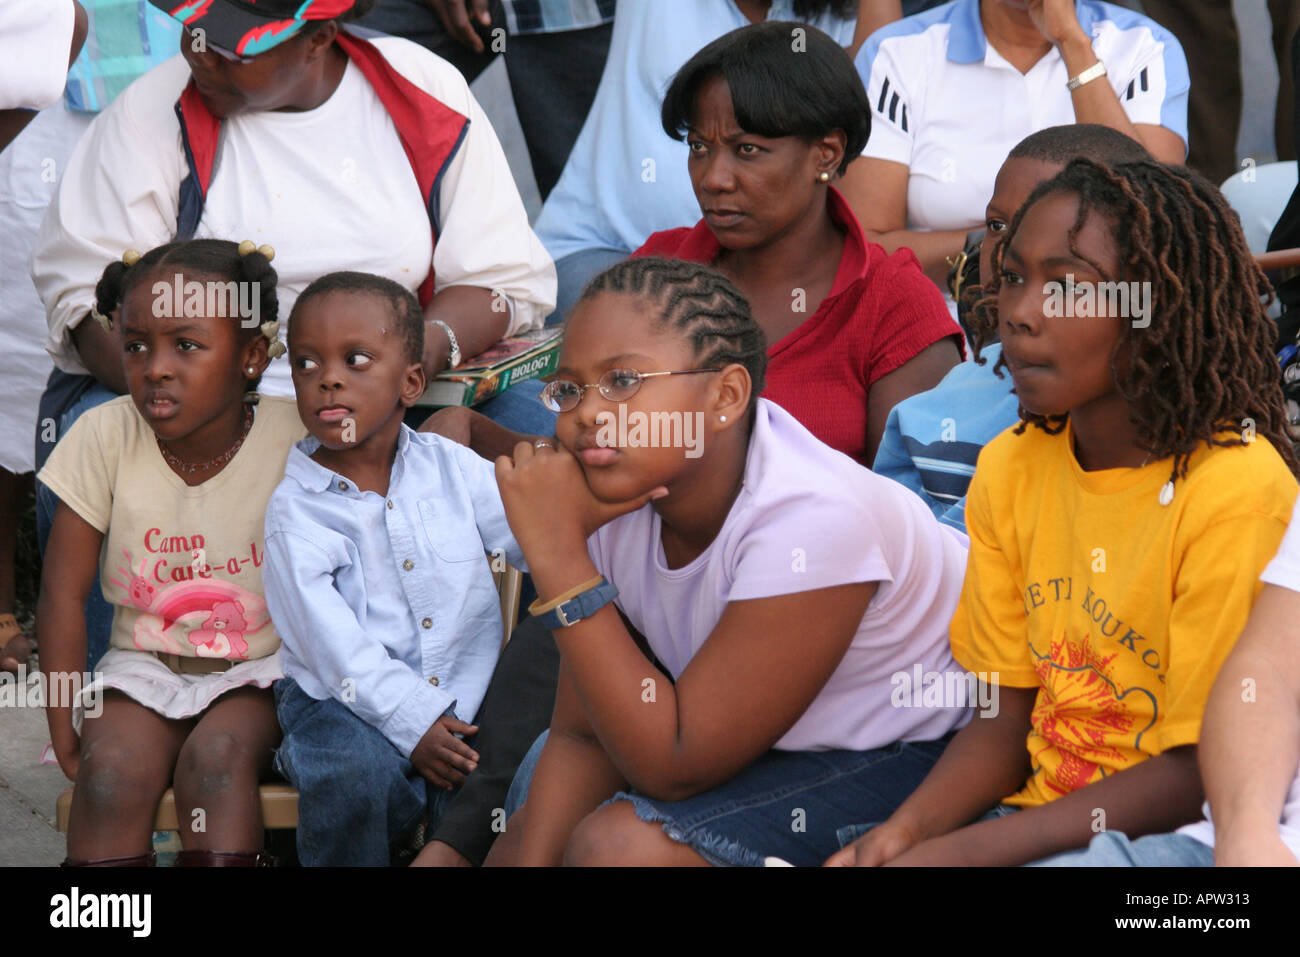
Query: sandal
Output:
[[0, 613, 35, 674]]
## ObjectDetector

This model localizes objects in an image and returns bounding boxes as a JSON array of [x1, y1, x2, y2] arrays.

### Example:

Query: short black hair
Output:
[[577, 257, 768, 415], [1009, 123, 1151, 166], [661, 21, 870, 175], [289, 271, 423, 364]]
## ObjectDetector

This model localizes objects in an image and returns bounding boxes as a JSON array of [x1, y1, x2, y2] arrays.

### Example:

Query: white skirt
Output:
[[73, 647, 283, 734]]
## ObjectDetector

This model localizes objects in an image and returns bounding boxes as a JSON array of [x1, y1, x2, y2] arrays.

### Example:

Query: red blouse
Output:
[[632, 188, 962, 466]]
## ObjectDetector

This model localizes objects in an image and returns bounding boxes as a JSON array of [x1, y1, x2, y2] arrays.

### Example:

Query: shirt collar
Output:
[[946, 0, 1093, 65], [284, 423, 415, 496], [676, 186, 870, 300]]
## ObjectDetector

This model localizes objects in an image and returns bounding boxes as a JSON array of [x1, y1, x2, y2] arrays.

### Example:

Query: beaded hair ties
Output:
[[89, 242, 283, 361]]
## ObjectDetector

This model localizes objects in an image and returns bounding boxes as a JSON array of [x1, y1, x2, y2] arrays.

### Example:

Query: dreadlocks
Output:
[[578, 257, 768, 411], [970, 157, 1300, 485]]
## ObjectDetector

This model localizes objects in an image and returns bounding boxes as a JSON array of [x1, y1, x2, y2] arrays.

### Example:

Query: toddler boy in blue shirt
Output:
[[263, 272, 526, 866]]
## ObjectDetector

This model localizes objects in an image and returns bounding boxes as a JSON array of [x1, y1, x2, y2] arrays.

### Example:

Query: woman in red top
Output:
[[635, 20, 962, 465]]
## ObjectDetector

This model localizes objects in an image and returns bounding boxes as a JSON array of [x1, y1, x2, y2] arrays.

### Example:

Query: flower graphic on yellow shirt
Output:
[[1030, 634, 1158, 797]]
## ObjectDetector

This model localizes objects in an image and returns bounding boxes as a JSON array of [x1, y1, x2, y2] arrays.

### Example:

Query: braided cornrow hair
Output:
[[578, 257, 768, 413], [970, 157, 1300, 485]]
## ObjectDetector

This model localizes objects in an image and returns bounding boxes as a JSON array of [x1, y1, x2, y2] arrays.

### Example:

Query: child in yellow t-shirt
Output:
[[828, 158, 1300, 867]]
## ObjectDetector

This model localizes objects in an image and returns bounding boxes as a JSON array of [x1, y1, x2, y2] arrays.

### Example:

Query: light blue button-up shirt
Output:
[[263, 426, 525, 758]]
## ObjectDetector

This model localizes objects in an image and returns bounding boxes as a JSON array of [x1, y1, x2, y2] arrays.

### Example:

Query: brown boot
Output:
[[174, 850, 275, 867], [62, 852, 156, 867]]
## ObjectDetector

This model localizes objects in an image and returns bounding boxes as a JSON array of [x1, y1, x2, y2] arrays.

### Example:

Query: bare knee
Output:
[[76, 738, 165, 816], [174, 730, 256, 801], [564, 802, 655, 866]]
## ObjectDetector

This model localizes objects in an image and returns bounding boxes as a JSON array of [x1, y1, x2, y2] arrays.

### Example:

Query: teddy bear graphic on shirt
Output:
[[188, 600, 250, 659], [108, 549, 267, 658]]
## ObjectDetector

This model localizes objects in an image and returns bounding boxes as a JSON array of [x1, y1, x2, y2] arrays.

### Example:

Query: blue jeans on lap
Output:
[[1029, 830, 1215, 866], [505, 729, 951, 866], [546, 247, 629, 326], [273, 677, 451, 866]]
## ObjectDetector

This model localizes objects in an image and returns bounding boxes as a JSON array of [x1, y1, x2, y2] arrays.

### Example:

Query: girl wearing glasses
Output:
[[485, 257, 973, 867]]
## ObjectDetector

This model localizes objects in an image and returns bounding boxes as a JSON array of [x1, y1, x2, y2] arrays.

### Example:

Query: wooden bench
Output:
[[55, 561, 524, 835]]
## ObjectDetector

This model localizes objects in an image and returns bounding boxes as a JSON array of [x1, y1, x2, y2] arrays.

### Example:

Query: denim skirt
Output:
[[606, 736, 952, 867]]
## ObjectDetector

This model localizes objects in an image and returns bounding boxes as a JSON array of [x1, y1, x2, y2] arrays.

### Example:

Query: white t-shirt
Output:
[[855, 0, 1189, 232], [587, 399, 972, 753], [1178, 496, 1300, 858], [0, 100, 92, 473], [0, 0, 75, 111], [31, 35, 556, 397]]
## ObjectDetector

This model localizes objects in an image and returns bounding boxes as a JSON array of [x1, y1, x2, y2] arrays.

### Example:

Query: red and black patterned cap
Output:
[[148, 1, 358, 58]]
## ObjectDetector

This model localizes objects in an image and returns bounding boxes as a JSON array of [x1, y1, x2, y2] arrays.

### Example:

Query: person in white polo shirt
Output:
[[842, 0, 1188, 285]]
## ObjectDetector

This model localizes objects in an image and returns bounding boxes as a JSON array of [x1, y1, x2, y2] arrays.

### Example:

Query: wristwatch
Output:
[[430, 319, 462, 369], [531, 576, 620, 630]]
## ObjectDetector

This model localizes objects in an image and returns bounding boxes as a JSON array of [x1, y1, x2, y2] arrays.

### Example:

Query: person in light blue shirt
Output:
[[263, 270, 526, 866], [534, 0, 859, 325]]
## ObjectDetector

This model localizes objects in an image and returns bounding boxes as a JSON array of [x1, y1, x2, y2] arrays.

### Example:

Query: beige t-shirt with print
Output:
[[38, 395, 306, 661]]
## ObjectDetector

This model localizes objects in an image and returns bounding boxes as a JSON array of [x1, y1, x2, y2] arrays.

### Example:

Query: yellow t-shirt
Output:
[[952, 420, 1298, 808], [38, 396, 306, 661]]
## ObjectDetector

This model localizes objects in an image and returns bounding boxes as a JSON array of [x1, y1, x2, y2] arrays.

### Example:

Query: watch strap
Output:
[[536, 578, 619, 630]]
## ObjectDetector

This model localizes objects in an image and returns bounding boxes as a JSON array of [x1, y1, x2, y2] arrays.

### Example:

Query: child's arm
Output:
[[262, 527, 464, 769], [825, 682, 1035, 865], [418, 406, 545, 460], [37, 501, 103, 781], [505, 663, 628, 866], [890, 745, 1204, 866], [1197, 583, 1300, 865]]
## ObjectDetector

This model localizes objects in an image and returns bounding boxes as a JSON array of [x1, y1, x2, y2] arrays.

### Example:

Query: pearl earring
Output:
[[720, 415, 728, 423], [246, 367, 256, 376], [817, 171, 831, 183]]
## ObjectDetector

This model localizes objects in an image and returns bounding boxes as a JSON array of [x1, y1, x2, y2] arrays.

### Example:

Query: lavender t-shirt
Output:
[[587, 399, 971, 752]]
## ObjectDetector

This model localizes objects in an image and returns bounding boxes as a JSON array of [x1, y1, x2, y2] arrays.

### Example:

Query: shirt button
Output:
[[428, 676, 439, 686], [421, 617, 432, 629], [387, 500, 394, 509], [337, 480, 348, 491], [403, 559, 414, 571]]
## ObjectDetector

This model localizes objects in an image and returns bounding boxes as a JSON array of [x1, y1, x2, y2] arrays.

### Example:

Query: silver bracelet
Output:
[[429, 318, 462, 369], [1067, 60, 1107, 92]]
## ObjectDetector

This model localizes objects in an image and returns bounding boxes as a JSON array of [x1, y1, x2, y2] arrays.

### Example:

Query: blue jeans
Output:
[[546, 246, 629, 326], [505, 729, 951, 866], [273, 677, 452, 866], [476, 377, 556, 438], [1029, 830, 1216, 867], [35, 381, 119, 671]]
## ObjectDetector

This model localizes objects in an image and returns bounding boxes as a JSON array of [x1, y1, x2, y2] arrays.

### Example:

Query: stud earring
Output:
[[246, 367, 256, 376], [817, 171, 831, 183], [720, 415, 728, 423]]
